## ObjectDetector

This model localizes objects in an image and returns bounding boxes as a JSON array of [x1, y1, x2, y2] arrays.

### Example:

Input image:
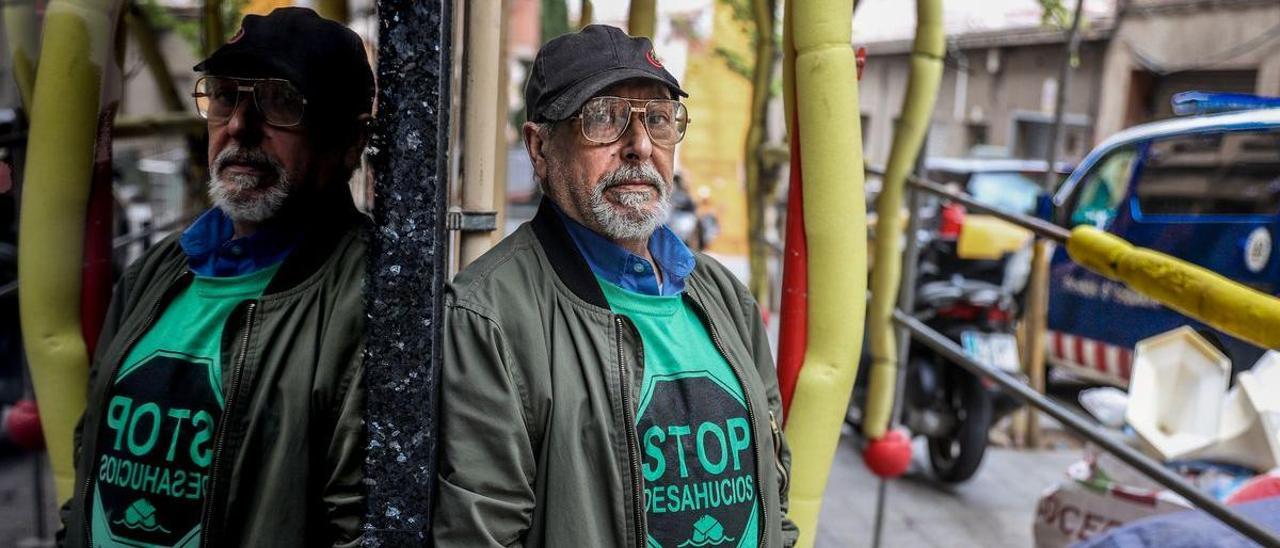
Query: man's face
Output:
[[536, 80, 678, 241], [205, 77, 317, 224]]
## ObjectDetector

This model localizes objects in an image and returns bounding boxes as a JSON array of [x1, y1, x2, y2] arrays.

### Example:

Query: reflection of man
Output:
[[59, 8, 372, 547], [435, 25, 798, 547]]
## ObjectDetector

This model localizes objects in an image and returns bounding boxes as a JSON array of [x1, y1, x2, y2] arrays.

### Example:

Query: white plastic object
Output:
[[1190, 351, 1280, 471], [1079, 386, 1129, 429], [1125, 326, 1231, 462]]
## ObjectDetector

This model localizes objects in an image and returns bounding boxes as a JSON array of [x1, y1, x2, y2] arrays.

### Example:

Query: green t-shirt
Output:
[[90, 265, 278, 548], [599, 279, 760, 548]]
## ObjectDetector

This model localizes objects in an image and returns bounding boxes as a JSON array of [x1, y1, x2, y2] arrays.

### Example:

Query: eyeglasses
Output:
[[192, 76, 308, 127], [570, 96, 690, 146]]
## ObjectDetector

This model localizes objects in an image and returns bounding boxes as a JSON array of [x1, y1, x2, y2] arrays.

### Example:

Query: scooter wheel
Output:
[[926, 372, 991, 483]]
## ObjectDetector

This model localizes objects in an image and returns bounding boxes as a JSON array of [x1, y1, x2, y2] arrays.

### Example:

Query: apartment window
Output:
[[966, 123, 989, 150]]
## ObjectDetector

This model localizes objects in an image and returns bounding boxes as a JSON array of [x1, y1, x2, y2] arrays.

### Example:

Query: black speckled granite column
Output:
[[363, 1, 451, 545]]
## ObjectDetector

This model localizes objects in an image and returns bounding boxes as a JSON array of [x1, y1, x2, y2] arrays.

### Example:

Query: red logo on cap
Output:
[[646, 49, 664, 68], [227, 27, 244, 44]]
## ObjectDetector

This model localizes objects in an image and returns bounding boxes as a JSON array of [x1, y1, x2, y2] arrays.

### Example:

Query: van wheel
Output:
[[927, 373, 991, 483]]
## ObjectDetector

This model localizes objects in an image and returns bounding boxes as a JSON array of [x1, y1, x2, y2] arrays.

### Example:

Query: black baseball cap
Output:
[[194, 7, 374, 125], [525, 24, 688, 123]]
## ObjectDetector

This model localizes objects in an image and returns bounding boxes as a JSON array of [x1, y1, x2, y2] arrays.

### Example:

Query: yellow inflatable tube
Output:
[[3, 1, 37, 108], [782, 0, 867, 544], [1067, 225, 1280, 350], [863, 0, 944, 440], [18, 0, 121, 503]]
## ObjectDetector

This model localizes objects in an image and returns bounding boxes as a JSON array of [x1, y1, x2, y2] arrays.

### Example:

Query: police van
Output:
[[1046, 93, 1280, 385]]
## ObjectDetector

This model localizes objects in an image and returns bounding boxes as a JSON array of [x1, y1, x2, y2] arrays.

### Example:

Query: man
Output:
[[59, 8, 371, 547], [435, 25, 798, 547]]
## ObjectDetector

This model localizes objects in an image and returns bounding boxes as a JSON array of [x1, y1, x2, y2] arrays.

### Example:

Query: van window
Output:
[[1069, 148, 1137, 228], [969, 172, 1042, 215], [1135, 130, 1280, 216]]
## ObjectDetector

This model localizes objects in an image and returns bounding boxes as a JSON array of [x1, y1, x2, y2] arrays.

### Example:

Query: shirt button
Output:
[[633, 263, 646, 273], [230, 245, 243, 255]]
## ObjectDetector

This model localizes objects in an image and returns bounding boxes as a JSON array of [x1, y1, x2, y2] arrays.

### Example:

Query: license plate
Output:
[[961, 331, 1021, 373]]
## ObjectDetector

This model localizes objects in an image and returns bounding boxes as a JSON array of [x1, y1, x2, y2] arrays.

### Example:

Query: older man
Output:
[[59, 8, 371, 547], [436, 25, 798, 547]]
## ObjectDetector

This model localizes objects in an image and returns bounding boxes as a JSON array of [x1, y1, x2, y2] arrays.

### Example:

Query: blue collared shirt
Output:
[[553, 205, 696, 296], [180, 208, 299, 277]]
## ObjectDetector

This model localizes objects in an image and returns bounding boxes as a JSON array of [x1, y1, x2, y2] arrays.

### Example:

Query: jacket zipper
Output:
[[686, 294, 769, 548], [769, 411, 790, 497], [82, 272, 192, 546], [199, 301, 257, 548], [614, 315, 647, 548]]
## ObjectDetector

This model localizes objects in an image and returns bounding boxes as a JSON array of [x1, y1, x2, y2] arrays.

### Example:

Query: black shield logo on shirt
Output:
[[92, 351, 223, 546], [637, 373, 757, 547]]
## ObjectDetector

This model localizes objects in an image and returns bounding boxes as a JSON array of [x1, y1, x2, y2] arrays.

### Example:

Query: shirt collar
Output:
[[180, 207, 299, 277], [552, 202, 696, 296]]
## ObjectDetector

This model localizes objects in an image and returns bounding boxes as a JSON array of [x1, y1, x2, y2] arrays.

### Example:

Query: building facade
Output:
[[856, 0, 1280, 168]]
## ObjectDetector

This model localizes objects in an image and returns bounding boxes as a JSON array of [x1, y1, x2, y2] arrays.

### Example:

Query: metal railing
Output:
[[907, 175, 1071, 242], [0, 214, 193, 300], [889, 174, 1280, 547]]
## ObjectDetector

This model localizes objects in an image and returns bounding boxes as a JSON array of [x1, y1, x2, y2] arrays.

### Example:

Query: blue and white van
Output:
[[1046, 95, 1280, 385]]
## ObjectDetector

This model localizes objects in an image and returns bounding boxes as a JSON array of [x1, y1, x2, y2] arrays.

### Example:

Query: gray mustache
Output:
[[599, 164, 664, 191], [215, 146, 280, 177]]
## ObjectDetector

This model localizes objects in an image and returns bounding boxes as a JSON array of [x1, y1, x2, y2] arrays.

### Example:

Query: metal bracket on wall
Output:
[[446, 207, 498, 232]]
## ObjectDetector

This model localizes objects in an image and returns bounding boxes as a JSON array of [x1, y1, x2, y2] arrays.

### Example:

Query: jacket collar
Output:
[[550, 202, 695, 296], [264, 197, 367, 294], [530, 198, 610, 309], [181, 207, 301, 277]]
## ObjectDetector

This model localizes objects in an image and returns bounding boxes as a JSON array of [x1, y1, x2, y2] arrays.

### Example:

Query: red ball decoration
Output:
[[1226, 472, 1280, 505], [4, 399, 45, 451], [863, 428, 912, 479]]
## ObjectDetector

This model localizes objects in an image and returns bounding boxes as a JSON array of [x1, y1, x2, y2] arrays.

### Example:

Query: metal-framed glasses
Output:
[[192, 76, 308, 127], [570, 96, 690, 146]]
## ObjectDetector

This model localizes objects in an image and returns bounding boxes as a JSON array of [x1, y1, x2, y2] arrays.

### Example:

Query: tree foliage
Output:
[[138, 0, 248, 53], [1038, 0, 1073, 29]]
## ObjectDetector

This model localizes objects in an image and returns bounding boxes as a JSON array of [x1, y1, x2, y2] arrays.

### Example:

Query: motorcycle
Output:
[[850, 203, 1028, 483]]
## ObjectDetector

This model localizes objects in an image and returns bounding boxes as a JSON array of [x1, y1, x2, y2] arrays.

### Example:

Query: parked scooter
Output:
[[850, 202, 1028, 483]]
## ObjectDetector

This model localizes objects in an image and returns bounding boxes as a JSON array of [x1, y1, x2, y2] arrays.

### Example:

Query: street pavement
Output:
[[0, 452, 57, 547], [818, 425, 1080, 547]]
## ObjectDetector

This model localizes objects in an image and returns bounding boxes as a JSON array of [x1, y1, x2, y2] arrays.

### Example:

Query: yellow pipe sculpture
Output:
[[204, 0, 223, 57], [628, 0, 656, 38], [315, 0, 350, 23], [579, 0, 594, 28], [781, 0, 867, 544], [1067, 225, 1280, 350], [18, 0, 123, 503], [862, 0, 944, 440], [3, 1, 37, 108]]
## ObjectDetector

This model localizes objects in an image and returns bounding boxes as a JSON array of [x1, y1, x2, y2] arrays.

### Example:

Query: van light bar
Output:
[[1172, 91, 1280, 116]]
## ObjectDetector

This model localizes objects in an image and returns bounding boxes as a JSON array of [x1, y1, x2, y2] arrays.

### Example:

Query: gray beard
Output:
[[207, 144, 291, 223], [588, 163, 672, 241]]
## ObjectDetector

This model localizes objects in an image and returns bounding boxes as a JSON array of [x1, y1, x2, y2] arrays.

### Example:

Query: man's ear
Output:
[[342, 113, 374, 171], [522, 121, 551, 184]]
